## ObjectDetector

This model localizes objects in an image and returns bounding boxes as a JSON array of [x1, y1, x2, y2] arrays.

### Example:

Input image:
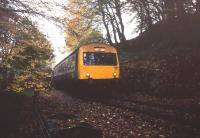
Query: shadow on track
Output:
[[53, 80, 122, 101]]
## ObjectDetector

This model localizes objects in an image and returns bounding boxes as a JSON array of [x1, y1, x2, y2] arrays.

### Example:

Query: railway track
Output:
[[65, 88, 200, 128], [57, 87, 200, 129], [33, 97, 51, 138], [122, 98, 200, 114], [94, 97, 200, 128], [33, 94, 103, 138]]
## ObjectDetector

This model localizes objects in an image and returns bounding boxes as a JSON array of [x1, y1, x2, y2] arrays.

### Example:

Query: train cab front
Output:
[[77, 44, 120, 88]]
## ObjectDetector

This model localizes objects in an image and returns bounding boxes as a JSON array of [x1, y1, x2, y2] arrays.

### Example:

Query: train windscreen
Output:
[[83, 52, 117, 65]]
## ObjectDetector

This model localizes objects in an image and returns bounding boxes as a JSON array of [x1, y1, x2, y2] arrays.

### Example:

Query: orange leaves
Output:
[[3, 18, 53, 93], [64, 0, 102, 50]]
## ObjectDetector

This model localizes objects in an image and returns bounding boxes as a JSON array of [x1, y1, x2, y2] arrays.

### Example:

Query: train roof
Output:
[[80, 42, 110, 47]]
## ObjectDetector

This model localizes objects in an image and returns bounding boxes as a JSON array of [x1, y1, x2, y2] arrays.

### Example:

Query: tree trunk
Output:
[[105, 3, 118, 44], [113, 0, 126, 43], [175, 0, 185, 18], [141, 0, 153, 28], [164, 0, 175, 20], [103, 16, 113, 45], [196, 0, 200, 14], [98, 0, 113, 45], [111, 21, 118, 44]]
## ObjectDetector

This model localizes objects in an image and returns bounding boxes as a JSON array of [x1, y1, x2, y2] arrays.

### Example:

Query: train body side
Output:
[[53, 49, 78, 81]]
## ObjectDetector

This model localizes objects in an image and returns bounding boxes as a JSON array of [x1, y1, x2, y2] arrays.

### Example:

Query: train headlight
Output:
[[86, 73, 90, 78], [113, 72, 117, 78]]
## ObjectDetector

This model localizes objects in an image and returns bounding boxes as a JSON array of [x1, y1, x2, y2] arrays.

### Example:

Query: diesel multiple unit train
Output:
[[52, 43, 120, 88]]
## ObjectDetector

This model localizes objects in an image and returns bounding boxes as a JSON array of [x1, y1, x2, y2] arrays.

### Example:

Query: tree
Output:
[[97, 0, 113, 45], [0, 0, 80, 93], [0, 11, 53, 93], [97, 0, 127, 44], [0, 0, 18, 90], [63, 0, 200, 45], [113, 0, 127, 42], [78, 30, 107, 46], [65, 0, 103, 50], [196, 0, 200, 14], [163, 0, 176, 20], [127, 0, 200, 34], [175, 0, 186, 18], [7, 19, 53, 93], [141, 0, 153, 28]]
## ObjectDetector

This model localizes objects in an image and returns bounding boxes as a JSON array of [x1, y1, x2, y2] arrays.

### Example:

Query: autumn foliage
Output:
[[0, 14, 53, 93]]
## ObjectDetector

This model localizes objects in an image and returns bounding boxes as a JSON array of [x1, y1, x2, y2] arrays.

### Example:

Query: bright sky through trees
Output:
[[34, 0, 138, 65], [36, 18, 67, 65], [31, 0, 67, 66]]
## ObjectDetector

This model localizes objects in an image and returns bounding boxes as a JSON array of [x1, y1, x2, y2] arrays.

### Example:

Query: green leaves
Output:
[[0, 17, 53, 93], [78, 30, 107, 46]]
